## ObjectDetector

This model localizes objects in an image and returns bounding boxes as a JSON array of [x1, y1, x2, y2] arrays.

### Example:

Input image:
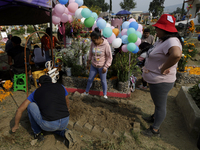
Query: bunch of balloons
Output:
[[52, 0, 84, 24], [101, 18, 143, 53], [52, 0, 143, 54]]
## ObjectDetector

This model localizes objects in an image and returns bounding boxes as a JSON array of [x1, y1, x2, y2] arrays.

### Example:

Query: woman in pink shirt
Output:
[[141, 14, 183, 137], [84, 28, 113, 99]]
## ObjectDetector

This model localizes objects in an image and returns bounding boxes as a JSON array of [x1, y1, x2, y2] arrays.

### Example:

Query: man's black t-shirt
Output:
[[34, 83, 69, 121], [7, 45, 30, 68]]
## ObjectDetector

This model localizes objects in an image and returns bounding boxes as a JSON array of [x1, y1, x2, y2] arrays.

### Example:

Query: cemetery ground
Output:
[[0, 38, 200, 149]]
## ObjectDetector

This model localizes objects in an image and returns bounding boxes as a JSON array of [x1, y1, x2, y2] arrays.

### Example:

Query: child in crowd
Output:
[[137, 42, 153, 89]]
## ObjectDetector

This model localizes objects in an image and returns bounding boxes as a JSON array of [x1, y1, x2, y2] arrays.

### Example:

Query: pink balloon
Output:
[[68, 12, 75, 16], [137, 24, 143, 32], [55, 4, 65, 16], [121, 29, 127, 36], [61, 13, 68, 23], [107, 33, 116, 44], [64, 7, 69, 14], [68, 2, 78, 13], [52, 15, 61, 25], [140, 31, 143, 35], [111, 26, 115, 30], [68, 15, 73, 23], [92, 22, 97, 31], [129, 18, 136, 23], [69, 0, 75, 3], [135, 38, 141, 46], [122, 45, 128, 52]]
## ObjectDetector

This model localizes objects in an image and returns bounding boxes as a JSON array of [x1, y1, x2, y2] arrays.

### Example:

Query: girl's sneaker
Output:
[[83, 92, 89, 95], [103, 95, 108, 99], [138, 85, 147, 90]]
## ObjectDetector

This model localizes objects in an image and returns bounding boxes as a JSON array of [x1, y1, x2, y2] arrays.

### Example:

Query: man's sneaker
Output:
[[83, 92, 89, 96], [103, 95, 108, 99], [34, 132, 44, 142], [64, 130, 77, 148], [138, 84, 147, 90], [142, 114, 154, 123], [141, 126, 160, 137]]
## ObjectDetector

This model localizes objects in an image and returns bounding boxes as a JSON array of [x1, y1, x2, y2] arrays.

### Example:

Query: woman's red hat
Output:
[[152, 14, 178, 32]]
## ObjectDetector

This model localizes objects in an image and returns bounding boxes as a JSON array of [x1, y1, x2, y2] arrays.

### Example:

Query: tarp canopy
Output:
[[116, 10, 131, 16], [0, 0, 52, 25]]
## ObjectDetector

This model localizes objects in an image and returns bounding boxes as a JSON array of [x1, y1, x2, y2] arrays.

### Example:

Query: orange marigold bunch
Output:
[[188, 20, 195, 33], [3, 80, 13, 90]]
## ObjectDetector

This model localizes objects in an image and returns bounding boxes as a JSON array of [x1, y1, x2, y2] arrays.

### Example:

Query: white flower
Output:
[[182, 54, 185, 57]]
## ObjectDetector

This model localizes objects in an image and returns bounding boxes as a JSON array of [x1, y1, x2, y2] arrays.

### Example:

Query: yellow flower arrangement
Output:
[[185, 66, 200, 75], [0, 80, 13, 102], [188, 20, 195, 33]]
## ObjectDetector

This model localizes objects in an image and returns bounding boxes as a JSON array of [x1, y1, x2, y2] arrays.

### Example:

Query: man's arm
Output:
[[12, 99, 31, 132], [8, 56, 12, 66], [65, 95, 70, 111]]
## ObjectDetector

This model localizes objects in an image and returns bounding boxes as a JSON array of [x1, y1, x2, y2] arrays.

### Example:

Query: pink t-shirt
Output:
[[142, 37, 182, 84], [88, 38, 113, 69]]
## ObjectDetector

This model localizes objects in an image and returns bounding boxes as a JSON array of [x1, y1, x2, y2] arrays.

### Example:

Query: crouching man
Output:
[[11, 75, 76, 148]]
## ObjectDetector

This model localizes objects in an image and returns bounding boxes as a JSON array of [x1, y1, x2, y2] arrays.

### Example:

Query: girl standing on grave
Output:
[[84, 28, 113, 99]]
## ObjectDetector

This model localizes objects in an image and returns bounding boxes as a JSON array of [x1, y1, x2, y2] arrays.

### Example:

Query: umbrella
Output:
[[116, 10, 131, 16]]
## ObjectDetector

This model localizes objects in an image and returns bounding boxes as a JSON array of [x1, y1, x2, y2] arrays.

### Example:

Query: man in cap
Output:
[[11, 75, 75, 148]]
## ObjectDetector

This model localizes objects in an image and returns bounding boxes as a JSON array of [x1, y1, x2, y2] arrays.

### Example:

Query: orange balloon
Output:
[[112, 28, 119, 37], [78, 19, 81, 22], [80, 5, 88, 9]]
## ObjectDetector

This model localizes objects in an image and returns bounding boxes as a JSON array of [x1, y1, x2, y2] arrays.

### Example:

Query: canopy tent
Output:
[[0, 0, 54, 97], [0, 0, 52, 25], [116, 10, 131, 16]]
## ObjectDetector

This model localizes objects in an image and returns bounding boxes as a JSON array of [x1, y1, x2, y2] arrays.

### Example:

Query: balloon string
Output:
[[63, 23, 66, 48]]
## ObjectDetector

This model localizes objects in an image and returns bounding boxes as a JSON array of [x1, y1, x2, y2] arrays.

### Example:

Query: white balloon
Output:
[[75, 8, 83, 19], [81, 18, 85, 23], [112, 38, 122, 48], [106, 23, 111, 28]]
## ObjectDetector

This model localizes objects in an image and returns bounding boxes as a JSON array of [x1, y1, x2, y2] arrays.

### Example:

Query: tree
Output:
[[119, 0, 136, 11], [89, 5, 102, 15], [84, 0, 109, 12], [172, 7, 186, 15], [148, 0, 165, 17]]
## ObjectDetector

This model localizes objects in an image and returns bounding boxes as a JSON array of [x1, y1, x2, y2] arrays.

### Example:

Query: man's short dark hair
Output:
[[144, 28, 150, 33], [34, 45, 39, 49], [39, 75, 52, 85], [11, 36, 21, 44]]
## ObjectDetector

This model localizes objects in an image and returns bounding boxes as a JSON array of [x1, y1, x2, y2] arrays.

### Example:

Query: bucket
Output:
[[66, 67, 71, 76]]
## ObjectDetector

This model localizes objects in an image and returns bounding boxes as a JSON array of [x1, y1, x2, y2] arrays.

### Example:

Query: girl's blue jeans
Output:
[[86, 64, 108, 95], [27, 102, 69, 137]]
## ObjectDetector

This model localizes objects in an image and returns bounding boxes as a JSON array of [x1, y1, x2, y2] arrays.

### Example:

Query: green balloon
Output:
[[84, 17, 95, 28], [128, 33, 138, 43], [127, 43, 136, 52]]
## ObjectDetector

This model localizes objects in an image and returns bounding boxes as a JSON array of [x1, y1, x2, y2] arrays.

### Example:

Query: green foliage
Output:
[[148, 0, 165, 17], [178, 54, 189, 71], [182, 42, 198, 58], [172, 7, 186, 15], [188, 81, 200, 108], [71, 64, 84, 77], [195, 25, 200, 32], [112, 52, 139, 82], [89, 5, 102, 15], [146, 25, 156, 36], [119, 0, 136, 11], [65, 19, 85, 38], [84, 0, 109, 12]]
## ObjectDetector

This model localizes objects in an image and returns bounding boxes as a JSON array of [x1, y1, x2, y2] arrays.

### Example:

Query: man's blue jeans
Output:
[[27, 102, 69, 137]]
